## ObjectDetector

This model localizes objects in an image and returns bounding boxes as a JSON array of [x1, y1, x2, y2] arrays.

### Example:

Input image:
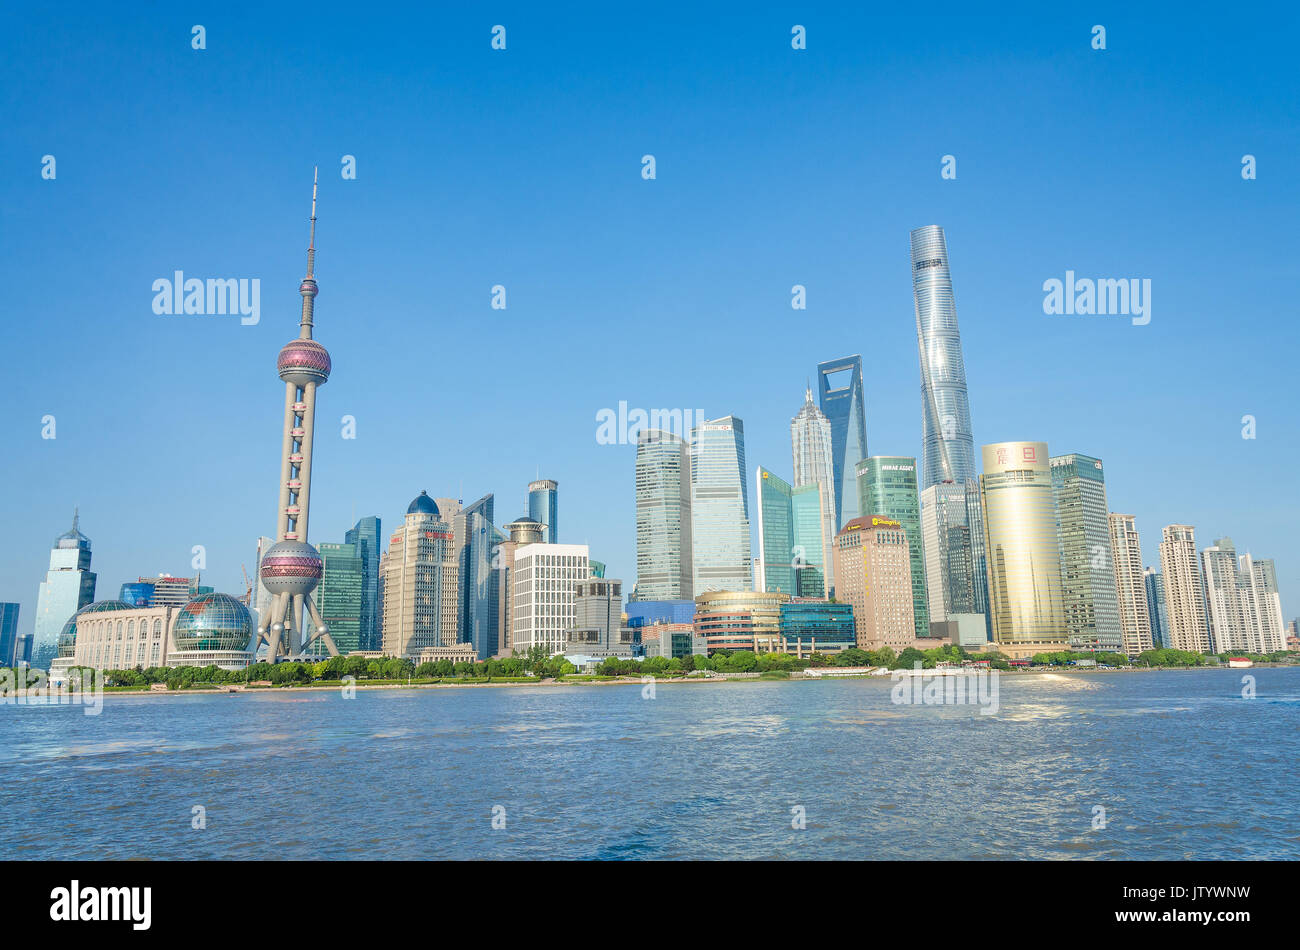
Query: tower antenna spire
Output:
[[299, 167, 320, 338]]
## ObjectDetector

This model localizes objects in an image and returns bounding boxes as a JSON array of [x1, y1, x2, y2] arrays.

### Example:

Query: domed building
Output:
[[67, 600, 173, 672], [167, 593, 254, 670], [381, 491, 462, 658]]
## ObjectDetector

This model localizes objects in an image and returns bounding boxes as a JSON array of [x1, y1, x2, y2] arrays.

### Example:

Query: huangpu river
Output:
[[3, 670, 1298, 860]]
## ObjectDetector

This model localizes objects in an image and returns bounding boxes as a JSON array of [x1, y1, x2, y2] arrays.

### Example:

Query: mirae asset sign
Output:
[[49, 881, 151, 931]]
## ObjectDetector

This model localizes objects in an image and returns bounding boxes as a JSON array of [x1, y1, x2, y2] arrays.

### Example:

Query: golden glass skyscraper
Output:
[[979, 441, 1067, 656]]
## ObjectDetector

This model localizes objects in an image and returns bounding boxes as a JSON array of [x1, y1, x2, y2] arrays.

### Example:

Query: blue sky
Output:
[[2, 3, 1297, 634]]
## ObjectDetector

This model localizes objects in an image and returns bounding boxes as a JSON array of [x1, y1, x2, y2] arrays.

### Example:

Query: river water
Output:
[[3, 669, 1297, 859]]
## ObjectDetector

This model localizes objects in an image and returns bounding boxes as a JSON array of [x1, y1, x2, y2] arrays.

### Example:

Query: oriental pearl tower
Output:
[[256, 169, 339, 662]]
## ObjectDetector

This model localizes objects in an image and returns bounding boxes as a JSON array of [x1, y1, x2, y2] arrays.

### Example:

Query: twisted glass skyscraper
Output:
[[911, 225, 975, 491]]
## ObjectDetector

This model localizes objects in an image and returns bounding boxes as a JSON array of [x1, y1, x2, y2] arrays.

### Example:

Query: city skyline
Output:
[[3, 9, 1297, 637]]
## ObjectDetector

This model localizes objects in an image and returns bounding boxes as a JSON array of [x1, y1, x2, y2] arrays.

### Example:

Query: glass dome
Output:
[[58, 600, 132, 657], [407, 490, 440, 517], [173, 593, 253, 652]]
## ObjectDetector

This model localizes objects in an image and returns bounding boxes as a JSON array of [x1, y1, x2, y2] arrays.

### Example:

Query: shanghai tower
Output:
[[911, 225, 975, 490], [255, 170, 340, 662]]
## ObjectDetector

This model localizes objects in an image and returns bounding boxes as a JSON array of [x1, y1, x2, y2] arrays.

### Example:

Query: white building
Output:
[[511, 543, 590, 655], [1108, 514, 1153, 656]]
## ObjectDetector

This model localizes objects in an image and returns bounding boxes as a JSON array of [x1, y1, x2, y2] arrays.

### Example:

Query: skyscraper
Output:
[[457, 493, 499, 659], [857, 456, 929, 639], [255, 171, 339, 662], [344, 516, 382, 651], [833, 517, 916, 652], [0, 603, 20, 668], [919, 480, 988, 631], [1241, 555, 1286, 654], [755, 468, 826, 597], [1201, 540, 1287, 655], [1050, 454, 1122, 653], [817, 356, 867, 531], [634, 429, 693, 600], [690, 416, 752, 593], [980, 442, 1068, 656], [790, 387, 836, 592], [1143, 567, 1169, 649], [382, 492, 460, 656], [911, 225, 976, 491], [1108, 514, 1153, 656], [32, 510, 97, 669], [1158, 525, 1210, 653], [528, 479, 558, 544], [1201, 538, 1248, 655], [315, 541, 364, 655]]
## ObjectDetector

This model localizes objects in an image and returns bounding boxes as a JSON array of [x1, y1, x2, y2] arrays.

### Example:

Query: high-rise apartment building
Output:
[[980, 442, 1068, 656], [635, 429, 693, 600], [510, 542, 590, 655], [790, 387, 837, 592], [1050, 454, 1122, 653], [32, 511, 97, 669], [1201, 539, 1287, 655], [528, 479, 558, 544], [1241, 555, 1286, 654], [344, 516, 382, 651], [817, 357, 868, 531], [919, 479, 988, 632], [1158, 525, 1210, 653], [756, 468, 827, 597], [857, 456, 928, 640], [1143, 567, 1169, 649], [1201, 538, 1248, 655], [381, 492, 460, 657], [911, 225, 976, 492], [690, 416, 752, 593], [833, 516, 916, 653], [1107, 514, 1153, 656]]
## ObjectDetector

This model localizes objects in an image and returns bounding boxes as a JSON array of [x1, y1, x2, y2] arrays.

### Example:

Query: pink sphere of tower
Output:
[[277, 339, 331, 386]]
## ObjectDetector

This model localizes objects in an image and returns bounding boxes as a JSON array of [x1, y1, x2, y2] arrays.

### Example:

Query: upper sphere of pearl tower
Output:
[[277, 338, 331, 386]]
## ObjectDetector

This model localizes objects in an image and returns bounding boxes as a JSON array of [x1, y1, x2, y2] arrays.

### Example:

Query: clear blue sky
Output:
[[2, 3, 1297, 636]]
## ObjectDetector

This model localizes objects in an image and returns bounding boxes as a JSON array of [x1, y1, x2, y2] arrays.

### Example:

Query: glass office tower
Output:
[[690, 416, 752, 593], [635, 430, 693, 600], [980, 442, 1067, 653], [316, 541, 364, 655], [344, 516, 381, 651], [911, 225, 976, 491], [790, 387, 837, 593], [458, 493, 499, 659], [756, 468, 796, 594], [0, 603, 20, 667], [817, 356, 868, 531], [528, 479, 559, 544], [919, 479, 989, 631], [756, 469, 826, 597], [1050, 454, 1123, 653], [32, 511, 97, 669]]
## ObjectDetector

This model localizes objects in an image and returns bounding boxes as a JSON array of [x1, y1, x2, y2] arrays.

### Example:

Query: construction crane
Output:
[[240, 564, 253, 606]]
